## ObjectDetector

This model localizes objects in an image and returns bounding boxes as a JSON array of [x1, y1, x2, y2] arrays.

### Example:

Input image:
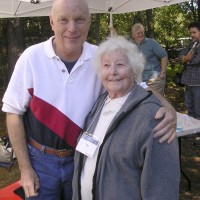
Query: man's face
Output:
[[50, 0, 91, 59], [132, 28, 145, 44], [189, 27, 200, 42]]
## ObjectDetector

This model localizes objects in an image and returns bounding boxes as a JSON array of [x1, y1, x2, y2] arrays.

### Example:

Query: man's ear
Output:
[[88, 14, 92, 26], [49, 15, 54, 32]]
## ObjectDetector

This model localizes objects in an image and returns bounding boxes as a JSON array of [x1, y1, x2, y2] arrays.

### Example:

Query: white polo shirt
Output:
[[2, 37, 104, 148]]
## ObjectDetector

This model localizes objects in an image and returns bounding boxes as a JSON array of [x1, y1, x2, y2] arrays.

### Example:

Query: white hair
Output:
[[93, 36, 145, 83]]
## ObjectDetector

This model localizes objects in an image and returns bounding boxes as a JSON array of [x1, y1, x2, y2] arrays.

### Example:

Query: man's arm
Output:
[[147, 88, 177, 144], [6, 113, 40, 198], [180, 51, 193, 63], [179, 43, 195, 63], [159, 56, 168, 78]]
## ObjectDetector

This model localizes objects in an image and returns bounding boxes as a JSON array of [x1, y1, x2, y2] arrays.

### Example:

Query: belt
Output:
[[28, 137, 74, 157]]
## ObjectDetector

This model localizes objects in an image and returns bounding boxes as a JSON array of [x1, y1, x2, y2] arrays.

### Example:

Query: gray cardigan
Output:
[[73, 84, 180, 200]]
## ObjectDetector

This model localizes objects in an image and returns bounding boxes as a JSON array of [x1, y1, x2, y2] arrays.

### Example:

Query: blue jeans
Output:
[[26, 144, 74, 200], [185, 85, 200, 119]]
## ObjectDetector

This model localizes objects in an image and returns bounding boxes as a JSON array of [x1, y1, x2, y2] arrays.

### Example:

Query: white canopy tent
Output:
[[0, 0, 188, 19], [0, 0, 52, 18]]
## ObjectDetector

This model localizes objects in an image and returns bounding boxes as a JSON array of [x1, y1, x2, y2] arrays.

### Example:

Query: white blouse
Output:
[[81, 92, 130, 200]]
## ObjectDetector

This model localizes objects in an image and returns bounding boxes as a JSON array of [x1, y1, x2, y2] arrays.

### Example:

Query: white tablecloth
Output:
[[176, 112, 200, 137]]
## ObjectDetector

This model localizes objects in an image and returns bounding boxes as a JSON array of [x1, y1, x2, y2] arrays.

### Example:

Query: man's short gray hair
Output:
[[132, 23, 144, 33]]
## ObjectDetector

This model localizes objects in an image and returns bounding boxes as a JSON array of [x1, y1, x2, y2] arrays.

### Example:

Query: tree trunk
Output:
[[7, 18, 25, 83], [95, 14, 101, 45], [146, 9, 154, 38], [198, 0, 200, 22]]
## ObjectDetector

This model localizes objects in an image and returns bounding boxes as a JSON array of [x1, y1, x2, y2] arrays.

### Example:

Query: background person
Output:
[[179, 21, 200, 147], [2, 0, 177, 199], [73, 36, 180, 200], [131, 23, 168, 95]]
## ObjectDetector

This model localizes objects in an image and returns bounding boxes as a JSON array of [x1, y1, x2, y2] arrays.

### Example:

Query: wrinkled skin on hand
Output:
[[153, 106, 177, 144], [21, 168, 40, 198]]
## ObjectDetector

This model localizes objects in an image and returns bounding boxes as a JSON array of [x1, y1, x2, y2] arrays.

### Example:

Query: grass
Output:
[[0, 107, 20, 188], [0, 111, 20, 188]]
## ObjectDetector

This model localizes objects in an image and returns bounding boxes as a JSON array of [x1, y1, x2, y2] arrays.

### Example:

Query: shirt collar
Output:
[[106, 92, 131, 106], [132, 37, 147, 45], [44, 36, 96, 62]]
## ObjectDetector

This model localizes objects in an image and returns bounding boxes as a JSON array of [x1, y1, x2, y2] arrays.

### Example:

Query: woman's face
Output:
[[100, 50, 135, 99]]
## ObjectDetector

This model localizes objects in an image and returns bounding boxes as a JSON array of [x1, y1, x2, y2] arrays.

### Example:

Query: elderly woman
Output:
[[72, 36, 180, 200]]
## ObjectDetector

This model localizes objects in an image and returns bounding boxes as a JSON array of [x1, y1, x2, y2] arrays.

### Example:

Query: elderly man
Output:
[[131, 23, 168, 95]]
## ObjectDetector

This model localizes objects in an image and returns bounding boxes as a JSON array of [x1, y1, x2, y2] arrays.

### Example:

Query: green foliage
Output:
[[111, 12, 136, 37], [167, 60, 184, 83], [0, 1, 199, 89], [88, 13, 109, 44], [24, 17, 53, 47], [153, 3, 193, 48]]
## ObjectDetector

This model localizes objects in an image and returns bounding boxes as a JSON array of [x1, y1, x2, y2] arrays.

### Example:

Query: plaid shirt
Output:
[[179, 42, 200, 85]]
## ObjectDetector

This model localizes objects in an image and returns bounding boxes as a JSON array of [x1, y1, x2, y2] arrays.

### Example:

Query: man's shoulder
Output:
[[179, 42, 193, 54], [24, 38, 48, 53], [183, 41, 194, 49], [142, 38, 157, 47], [84, 41, 98, 51], [145, 37, 159, 45], [144, 37, 153, 42], [22, 37, 54, 58], [82, 41, 98, 59]]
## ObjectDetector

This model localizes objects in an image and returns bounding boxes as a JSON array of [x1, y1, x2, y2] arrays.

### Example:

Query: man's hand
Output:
[[21, 168, 40, 198], [181, 50, 193, 63], [153, 107, 177, 144]]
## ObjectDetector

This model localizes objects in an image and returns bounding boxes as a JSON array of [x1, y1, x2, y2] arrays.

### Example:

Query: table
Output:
[[176, 112, 200, 137], [176, 112, 200, 191]]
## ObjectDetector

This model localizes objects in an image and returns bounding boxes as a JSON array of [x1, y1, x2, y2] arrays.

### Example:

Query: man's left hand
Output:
[[153, 106, 177, 143]]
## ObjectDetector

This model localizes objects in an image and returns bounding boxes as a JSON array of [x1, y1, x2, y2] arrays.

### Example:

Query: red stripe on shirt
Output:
[[29, 94, 82, 148]]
